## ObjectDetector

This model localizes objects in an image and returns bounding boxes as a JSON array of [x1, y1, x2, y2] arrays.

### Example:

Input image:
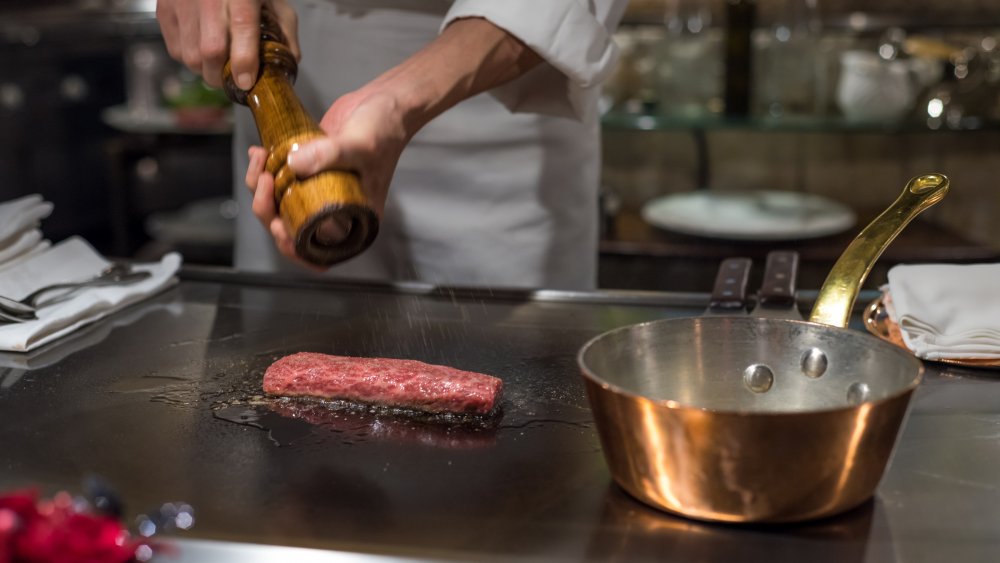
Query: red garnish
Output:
[[0, 489, 152, 563]]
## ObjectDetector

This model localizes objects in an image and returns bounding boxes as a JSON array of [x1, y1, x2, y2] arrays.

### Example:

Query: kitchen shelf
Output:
[[101, 105, 233, 136], [599, 108, 1000, 197], [601, 110, 1000, 134], [619, 15, 1000, 33]]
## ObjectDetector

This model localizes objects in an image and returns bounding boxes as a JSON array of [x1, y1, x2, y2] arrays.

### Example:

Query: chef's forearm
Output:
[[359, 17, 542, 138]]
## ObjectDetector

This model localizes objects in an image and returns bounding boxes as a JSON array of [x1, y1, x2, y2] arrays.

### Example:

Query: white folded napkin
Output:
[[885, 263, 1000, 360], [0, 236, 182, 352], [0, 229, 46, 267], [0, 194, 53, 244]]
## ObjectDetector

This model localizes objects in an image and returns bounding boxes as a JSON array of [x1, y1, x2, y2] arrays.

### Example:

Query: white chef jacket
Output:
[[232, 0, 626, 290]]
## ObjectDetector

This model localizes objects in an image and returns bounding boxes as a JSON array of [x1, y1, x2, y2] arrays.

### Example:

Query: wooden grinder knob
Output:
[[222, 7, 378, 266]]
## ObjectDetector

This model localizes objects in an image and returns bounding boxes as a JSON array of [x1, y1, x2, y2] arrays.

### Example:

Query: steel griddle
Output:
[[1, 268, 999, 562]]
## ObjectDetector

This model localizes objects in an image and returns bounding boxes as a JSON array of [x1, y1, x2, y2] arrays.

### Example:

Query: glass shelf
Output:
[[600, 110, 1000, 133]]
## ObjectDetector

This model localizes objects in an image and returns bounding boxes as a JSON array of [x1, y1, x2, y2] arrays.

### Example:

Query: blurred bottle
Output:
[[125, 42, 168, 119], [910, 34, 996, 129], [608, 27, 667, 114], [836, 50, 919, 122], [724, 0, 757, 117], [652, 0, 723, 118], [755, 0, 822, 119]]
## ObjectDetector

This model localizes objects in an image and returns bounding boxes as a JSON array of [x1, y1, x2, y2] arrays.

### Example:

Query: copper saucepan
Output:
[[578, 174, 949, 523]]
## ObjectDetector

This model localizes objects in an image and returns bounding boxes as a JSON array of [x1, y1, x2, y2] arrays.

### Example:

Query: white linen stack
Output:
[[0, 194, 183, 352], [884, 263, 1000, 360], [0, 194, 54, 269]]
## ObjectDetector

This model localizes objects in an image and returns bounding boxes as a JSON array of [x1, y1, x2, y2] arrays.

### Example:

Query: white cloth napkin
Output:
[[885, 263, 1000, 360], [0, 236, 182, 352], [0, 229, 46, 267], [0, 194, 53, 268]]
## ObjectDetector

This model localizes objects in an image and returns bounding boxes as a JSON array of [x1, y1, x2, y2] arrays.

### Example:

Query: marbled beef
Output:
[[263, 352, 503, 414]]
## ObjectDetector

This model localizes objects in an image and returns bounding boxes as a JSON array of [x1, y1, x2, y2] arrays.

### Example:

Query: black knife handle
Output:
[[706, 257, 752, 315], [759, 251, 799, 307]]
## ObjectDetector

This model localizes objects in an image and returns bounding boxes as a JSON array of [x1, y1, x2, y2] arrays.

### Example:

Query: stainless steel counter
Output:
[[0, 268, 998, 562]]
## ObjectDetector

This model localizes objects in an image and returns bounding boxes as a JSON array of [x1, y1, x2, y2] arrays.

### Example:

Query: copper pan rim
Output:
[[577, 316, 924, 417]]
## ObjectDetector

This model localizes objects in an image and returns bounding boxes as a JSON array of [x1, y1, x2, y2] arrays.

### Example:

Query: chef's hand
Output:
[[245, 17, 540, 268], [156, 0, 300, 89], [244, 88, 405, 268]]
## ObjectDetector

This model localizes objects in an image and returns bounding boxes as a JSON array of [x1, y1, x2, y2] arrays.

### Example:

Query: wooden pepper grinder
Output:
[[222, 6, 378, 266]]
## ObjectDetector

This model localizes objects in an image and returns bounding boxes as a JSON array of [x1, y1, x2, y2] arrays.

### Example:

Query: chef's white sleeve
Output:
[[441, 0, 628, 122]]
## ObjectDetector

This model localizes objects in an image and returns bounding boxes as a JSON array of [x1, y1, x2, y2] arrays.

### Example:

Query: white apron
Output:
[[233, 0, 624, 290]]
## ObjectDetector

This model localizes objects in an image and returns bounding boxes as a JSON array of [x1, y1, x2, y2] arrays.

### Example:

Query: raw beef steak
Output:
[[263, 352, 503, 414]]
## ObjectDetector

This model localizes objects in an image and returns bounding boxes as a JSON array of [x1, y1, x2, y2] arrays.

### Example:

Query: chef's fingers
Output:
[[252, 170, 278, 227], [199, 0, 228, 88], [156, 2, 182, 62], [256, 150, 328, 271], [286, 138, 362, 178], [256, 171, 308, 268], [177, 0, 204, 75], [229, 0, 261, 91], [271, 0, 301, 61], [245, 146, 267, 191], [270, 219, 296, 260]]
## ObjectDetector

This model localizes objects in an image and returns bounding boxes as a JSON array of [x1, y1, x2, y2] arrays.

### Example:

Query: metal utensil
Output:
[[578, 173, 949, 523], [0, 309, 34, 323], [0, 263, 151, 320]]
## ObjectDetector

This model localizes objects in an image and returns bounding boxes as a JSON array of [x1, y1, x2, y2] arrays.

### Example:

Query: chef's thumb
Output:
[[229, 0, 261, 90], [287, 139, 359, 178]]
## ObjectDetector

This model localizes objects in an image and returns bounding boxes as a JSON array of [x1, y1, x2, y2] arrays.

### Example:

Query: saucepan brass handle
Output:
[[221, 5, 379, 266], [809, 173, 950, 328]]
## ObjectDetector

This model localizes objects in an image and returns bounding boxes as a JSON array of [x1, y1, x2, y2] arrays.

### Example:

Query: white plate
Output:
[[641, 190, 857, 241], [101, 105, 233, 135]]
